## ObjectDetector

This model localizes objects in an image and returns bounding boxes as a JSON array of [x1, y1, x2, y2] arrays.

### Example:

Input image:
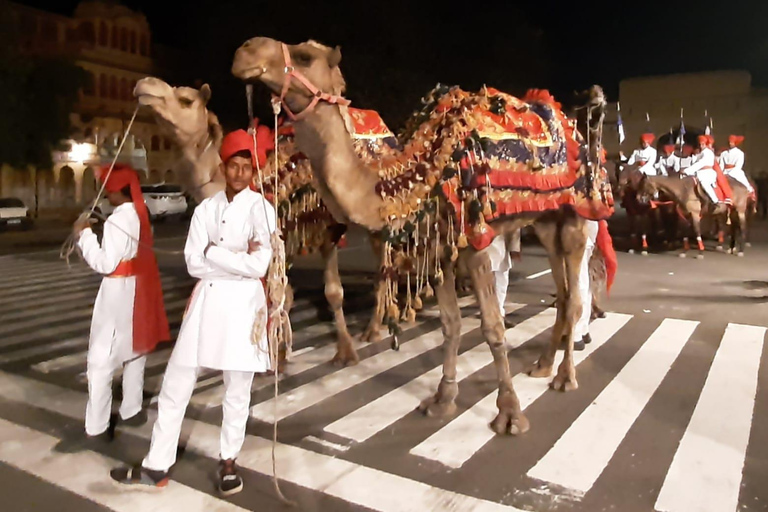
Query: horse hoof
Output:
[[696, 254, 705, 260], [678, 253, 687, 259], [716, 245, 724, 252], [726, 248, 734, 255], [628, 249, 635, 255], [641, 251, 648, 256], [738, 252, 745, 258]]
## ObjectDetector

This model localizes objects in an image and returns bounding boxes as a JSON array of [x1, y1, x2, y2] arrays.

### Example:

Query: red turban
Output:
[[220, 125, 275, 169], [663, 144, 675, 154], [640, 133, 655, 144], [698, 135, 709, 147], [729, 135, 745, 146], [97, 164, 169, 354], [683, 145, 693, 156]]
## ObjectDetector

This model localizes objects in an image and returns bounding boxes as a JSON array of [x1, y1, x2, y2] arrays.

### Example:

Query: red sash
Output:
[[109, 259, 136, 277]]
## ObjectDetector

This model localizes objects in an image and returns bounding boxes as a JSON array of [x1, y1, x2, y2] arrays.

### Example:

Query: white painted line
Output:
[[654, 323, 766, 512], [303, 435, 351, 452], [526, 269, 552, 280], [0, 336, 87, 364], [0, 418, 247, 512], [527, 318, 698, 495], [324, 304, 527, 443], [411, 313, 632, 468], [0, 370, 525, 512]]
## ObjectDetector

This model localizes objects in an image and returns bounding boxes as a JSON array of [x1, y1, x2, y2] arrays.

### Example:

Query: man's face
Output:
[[729, 141, 736, 149], [223, 155, 254, 194], [641, 141, 649, 149], [106, 190, 126, 206]]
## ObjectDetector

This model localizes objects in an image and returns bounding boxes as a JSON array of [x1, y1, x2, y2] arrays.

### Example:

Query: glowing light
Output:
[[68, 142, 97, 164]]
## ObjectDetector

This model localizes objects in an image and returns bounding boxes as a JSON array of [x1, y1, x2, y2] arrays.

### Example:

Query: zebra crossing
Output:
[[0, 252, 766, 512]]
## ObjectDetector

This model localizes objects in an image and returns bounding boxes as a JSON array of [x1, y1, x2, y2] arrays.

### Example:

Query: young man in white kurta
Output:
[[655, 145, 678, 177], [627, 134, 658, 176], [684, 138, 720, 204], [720, 135, 753, 192], [572, 220, 599, 350], [77, 200, 146, 436], [487, 229, 521, 326]]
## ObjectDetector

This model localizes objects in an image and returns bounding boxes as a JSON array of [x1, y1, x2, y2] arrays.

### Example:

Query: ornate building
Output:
[[1, 0, 186, 213]]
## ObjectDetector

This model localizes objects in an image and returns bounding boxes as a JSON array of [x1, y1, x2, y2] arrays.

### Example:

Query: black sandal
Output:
[[110, 465, 169, 489]]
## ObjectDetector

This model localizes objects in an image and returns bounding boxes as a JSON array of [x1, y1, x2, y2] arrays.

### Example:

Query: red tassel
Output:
[[596, 220, 617, 294]]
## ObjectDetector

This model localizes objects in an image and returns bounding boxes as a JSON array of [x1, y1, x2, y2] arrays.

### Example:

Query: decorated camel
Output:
[[621, 165, 754, 257], [133, 77, 399, 365], [231, 37, 613, 434]]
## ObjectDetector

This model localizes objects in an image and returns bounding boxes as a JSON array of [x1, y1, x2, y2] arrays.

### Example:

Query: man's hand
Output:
[[248, 239, 261, 254], [72, 214, 95, 237], [204, 241, 216, 257]]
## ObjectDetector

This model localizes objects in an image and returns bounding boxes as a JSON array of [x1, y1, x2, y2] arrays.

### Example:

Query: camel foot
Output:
[[418, 378, 459, 417], [678, 252, 687, 258], [490, 408, 530, 436], [696, 253, 705, 260], [716, 245, 724, 252], [738, 251, 745, 257], [726, 248, 734, 255], [527, 359, 554, 378], [331, 343, 359, 367], [628, 249, 635, 255], [746, 242, 752, 248], [550, 371, 578, 392], [359, 324, 382, 343], [641, 250, 648, 256]]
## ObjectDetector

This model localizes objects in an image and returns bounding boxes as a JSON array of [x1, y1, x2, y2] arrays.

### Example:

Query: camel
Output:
[[231, 37, 611, 434], [133, 77, 394, 366], [620, 166, 753, 257]]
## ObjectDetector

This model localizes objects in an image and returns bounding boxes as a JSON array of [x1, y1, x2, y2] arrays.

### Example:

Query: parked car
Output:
[[0, 197, 33, 231], [96, 184, 187, 221]]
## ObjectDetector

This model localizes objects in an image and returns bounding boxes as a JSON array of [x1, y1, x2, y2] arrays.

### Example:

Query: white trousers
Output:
[[697, 169, 720, 203], [85, 355, 146, 436], [494, 269, 509, 319], [142, 363, 255, 472], [725, 169, 753, 192], [574, 221, 598, 340]]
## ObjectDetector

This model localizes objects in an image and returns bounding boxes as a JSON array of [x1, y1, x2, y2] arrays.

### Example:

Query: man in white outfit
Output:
[[684, 135, 721, 205], [677, 145, 695, 176], [487, 229, 521, 329], [719, 135, 753, 193], [73, 164, 169, 443], [655, 144, 678, 176], [111, 129, 277, 496], [571, 220, 599, 351], [627, 133, 658, 176]]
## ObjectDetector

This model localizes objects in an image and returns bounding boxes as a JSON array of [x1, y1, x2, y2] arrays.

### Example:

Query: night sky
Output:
[[17, 0, 768, 130]]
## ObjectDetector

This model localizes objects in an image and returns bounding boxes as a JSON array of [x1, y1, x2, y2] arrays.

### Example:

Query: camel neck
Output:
[[177, 136, 225, 203], [293, 103, 385, 231]]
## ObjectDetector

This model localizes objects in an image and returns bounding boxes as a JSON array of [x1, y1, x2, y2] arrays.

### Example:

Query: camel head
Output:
[[231, 37, 346, 115], [134, 77, 223, 151]]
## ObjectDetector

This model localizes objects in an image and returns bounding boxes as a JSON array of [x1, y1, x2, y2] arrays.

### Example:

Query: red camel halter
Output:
[[278, 43, 350, 121]]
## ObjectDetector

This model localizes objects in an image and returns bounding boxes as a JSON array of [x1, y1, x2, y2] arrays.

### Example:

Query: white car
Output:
[[96, 184, 188, 220], [0, 197, 33, 230]]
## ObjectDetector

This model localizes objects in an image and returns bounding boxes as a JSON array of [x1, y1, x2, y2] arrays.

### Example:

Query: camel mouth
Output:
[[234, 65, 267, 83], [135, 93, 165, 107]]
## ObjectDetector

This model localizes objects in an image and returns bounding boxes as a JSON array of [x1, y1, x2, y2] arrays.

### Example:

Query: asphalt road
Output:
[[0, 217, 766, 512]]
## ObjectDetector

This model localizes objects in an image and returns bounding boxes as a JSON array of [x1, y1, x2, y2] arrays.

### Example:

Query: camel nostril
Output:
[[242, 40, 251, 48]]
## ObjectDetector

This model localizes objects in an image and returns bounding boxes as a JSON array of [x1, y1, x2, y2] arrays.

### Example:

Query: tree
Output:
[[0, 9, 85, 169]]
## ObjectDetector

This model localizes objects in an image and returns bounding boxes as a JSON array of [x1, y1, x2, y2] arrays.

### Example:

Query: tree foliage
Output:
[[0, 10, 85, 169]]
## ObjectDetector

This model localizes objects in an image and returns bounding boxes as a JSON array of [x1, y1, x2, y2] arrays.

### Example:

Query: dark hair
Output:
[[119, 184, 132, 200], [226, 150, 252, 163]]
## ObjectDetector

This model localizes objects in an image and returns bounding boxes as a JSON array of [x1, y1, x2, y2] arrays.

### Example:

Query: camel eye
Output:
[[178, 97, 194, 107], [292, 52, 312, 66]]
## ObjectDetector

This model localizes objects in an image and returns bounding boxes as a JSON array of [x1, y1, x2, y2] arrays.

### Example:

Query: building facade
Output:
[[0, 0, 184, 214]]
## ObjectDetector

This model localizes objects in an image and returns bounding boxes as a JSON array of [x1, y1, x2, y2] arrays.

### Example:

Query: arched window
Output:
[[98, 22, 108, 46], [119, 78, 129, 101], [109, 76, 118, 100], [78, 21, 95, 45], [139, 34, 148, 56], [120, 27, 128, 51], [163, 138, 172, 150], [99, 73, 107, 97], [83, 72, 96, 96], [151, 135, 160, 151], [129, 31, 137, 53], [111, 25, 119, 48]]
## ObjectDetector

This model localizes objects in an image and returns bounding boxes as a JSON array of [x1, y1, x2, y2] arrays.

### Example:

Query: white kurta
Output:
[[677, 155, 694, 175], [628, 147, 658, 176], [170, 188, 276, 373], [655, 153, 679, 176], [684, 148, 719, 203], [574, 220, 599, 340], [487, 230, 522, 318], [78, 202, 140, 366], [720, 147, 753, 191]]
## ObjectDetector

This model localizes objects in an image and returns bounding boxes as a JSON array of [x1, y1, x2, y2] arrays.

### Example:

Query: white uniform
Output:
[[655, 153, 679, 176], [143, 188, 276, 472], [487, 230, 521, 320], [574, 220, 599, 341], [628, 146, 658, 176], [677, 155, 694, 176], [77, 202, 146, 436], [684, 148, 719, 203], [719, 147, 753, 192]]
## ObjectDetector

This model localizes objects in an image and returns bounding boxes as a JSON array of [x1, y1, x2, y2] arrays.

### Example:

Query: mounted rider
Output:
[[677, 144, 695, 176], [627, 133, 658, 175], [719, 135, 754, 194], [684, 134, 732, 206], [655, 144, 678, 177]]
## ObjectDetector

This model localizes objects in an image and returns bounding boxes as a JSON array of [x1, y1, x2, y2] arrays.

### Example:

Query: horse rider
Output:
[[684, 134, 731, 206], [719, 135, 754, 193], [655, 144, 678, 177], [677, 144, 695, 177], [627, 133, 658, 175]]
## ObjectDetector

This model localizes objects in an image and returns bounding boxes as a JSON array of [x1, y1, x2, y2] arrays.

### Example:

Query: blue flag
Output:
[[617, 103, 625, 144]]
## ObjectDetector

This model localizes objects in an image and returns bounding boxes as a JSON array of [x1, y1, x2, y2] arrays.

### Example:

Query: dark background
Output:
[[18, 0, 768, 130]]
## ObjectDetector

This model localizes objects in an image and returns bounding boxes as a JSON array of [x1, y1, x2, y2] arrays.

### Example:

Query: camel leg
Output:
[[321, 240, 359, 366], [468, 249, 529, 435], [360, 235, 384, 343], [528, 221, 567, 378], [418, 259, 461, 418]]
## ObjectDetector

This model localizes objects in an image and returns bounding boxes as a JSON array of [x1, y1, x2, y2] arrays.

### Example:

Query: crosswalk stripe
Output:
[[0, 266, 92, 286], [0, 259, 79, 275], [324, 303, 526, 443], [250, 296, 476, 423], [526, 318, 698, 495], [0, 370, 522, 512], [654, 323, 766, 512], [0, 418, 249, 512], [0, 336, 87, 365], [410, 312, 632, 468], [0, 273, 179, 298]]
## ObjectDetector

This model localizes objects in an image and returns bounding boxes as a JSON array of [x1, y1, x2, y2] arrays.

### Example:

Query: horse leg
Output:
[[691, 215, 705, 259], [716, 213, 725, 252], [321, 239, 359, 366], [628, 213, 637, 254], [736, 209, 747, 256], [418, 259, 461, 418]]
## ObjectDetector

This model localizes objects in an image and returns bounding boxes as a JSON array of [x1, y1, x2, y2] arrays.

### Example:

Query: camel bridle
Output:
[[278, 43, 350, 121]]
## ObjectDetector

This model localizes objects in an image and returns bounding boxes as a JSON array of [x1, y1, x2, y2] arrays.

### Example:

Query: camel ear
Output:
[[327, 46, 342, 68], [200, 84, 212, 105]]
